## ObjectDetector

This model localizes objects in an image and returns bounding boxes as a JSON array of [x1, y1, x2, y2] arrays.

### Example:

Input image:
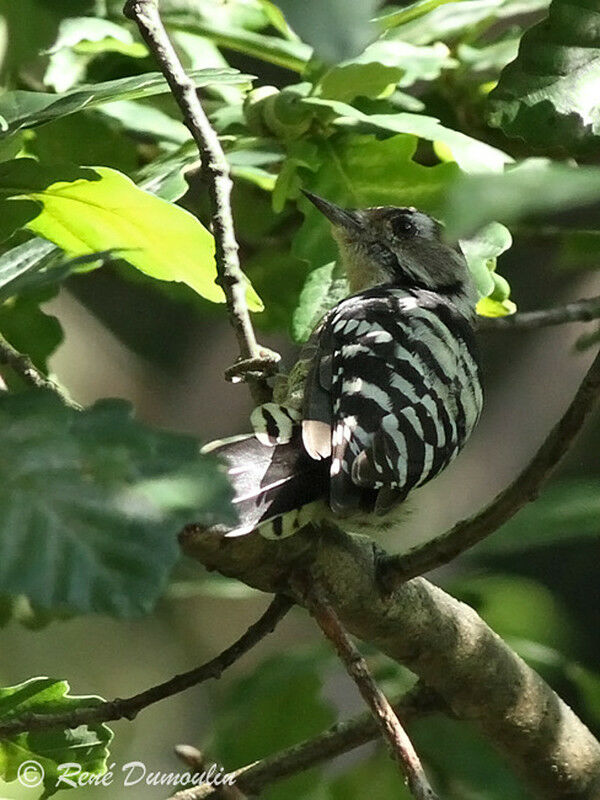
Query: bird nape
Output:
[[203, 194, 483, 539]]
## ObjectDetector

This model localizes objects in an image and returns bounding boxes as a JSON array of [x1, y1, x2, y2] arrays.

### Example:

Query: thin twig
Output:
[[480, 295, 600, 331], [123, 0, 277, 404], [378, 347, 600, 588], [303, 583, 439, 800], [0, 595, 292, 738], [174, 746, 247, 800], [0, 333, 80, 409], [169, 683, 441, 800]]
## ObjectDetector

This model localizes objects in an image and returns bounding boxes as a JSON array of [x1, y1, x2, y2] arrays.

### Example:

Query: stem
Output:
[[168, 684, 441, 800], [304, 583, 439, 800], [124, 0, 277, 404], [0, 333, 80, 409], [0, 595, 292, 738], [480, 295, 600, 331]]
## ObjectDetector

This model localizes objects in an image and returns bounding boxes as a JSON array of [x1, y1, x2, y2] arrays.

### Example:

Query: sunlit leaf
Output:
[[165, 17, 311, 72], [460, 222, 512, 296], [0, 159, 262, 309], [0, 678, 112, 798], [317, 41, 455, 101], [488, 0, 600, 151], [292, 261, 348, 343], [381, 0, 503, 45], [47, 16, 146, 56], [302, 97, 512, 172], [0, 68, 251, 136], [0, 392, 235, 616], [375, 0, 470, 30]]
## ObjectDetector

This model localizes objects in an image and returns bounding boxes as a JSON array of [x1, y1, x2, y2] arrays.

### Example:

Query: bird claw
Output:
[[224, 349, 281, 384]]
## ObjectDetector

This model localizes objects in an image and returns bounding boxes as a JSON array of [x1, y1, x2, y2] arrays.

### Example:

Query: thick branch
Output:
[[179, 525, 600, 800], [378, 346, 600, 586], [0, 595, 291, 738], [0, 333, 79, 409], [123, 0, 277, 403], [480, 295, 600, 331], [169, 684, 441, 800], [304, 583, 438, 800]]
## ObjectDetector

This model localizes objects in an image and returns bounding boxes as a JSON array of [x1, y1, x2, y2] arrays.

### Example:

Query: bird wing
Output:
[[303, 289, 482, 515]]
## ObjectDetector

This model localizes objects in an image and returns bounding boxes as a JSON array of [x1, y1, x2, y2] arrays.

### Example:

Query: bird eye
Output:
[[390, 214, 416, 238]]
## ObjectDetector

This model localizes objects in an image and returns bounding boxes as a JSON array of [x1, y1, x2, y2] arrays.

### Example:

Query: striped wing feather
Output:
[[304, 288, 482, 515]]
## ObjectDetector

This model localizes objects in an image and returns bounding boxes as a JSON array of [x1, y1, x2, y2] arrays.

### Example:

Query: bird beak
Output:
[[302, 191, 363, 232]]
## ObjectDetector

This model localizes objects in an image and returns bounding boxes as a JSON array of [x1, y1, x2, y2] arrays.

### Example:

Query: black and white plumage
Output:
[[205, 195, 483, 539]]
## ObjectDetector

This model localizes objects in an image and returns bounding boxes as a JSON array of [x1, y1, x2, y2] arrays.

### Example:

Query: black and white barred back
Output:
[[206, 285, 482, 539], [204, 199, 483, 540]]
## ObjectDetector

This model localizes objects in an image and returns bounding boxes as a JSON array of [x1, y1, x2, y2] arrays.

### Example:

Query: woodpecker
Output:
[[203, 193, 483, 539]]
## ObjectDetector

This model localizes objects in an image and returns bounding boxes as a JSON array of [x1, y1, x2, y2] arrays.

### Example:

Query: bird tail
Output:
[[202, 429, 330, 538]]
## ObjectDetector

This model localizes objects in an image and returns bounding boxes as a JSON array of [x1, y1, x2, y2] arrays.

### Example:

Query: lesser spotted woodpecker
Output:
[[203, 193, 483, 538]]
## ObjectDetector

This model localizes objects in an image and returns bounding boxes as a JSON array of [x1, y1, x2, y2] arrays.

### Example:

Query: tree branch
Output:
[[480, 295, 600, 331], [174, 746, 247, 800], [302, 581, 438, 800], [0, 333, 80, 409], [179, 525, 600, 800], [123, 0, 278, 404], [377, 346, 600, 587], [168, 683, 441, 800], [0, 595, 292, 738]]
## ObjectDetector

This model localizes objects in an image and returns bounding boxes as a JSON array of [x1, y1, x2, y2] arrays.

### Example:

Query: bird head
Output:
[[303, 191, 476, 304]]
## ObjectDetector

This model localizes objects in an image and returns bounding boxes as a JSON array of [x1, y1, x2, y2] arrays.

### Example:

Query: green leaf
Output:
[[330, 748, 411, 799], [28, 112, 140, 174], [460, 222, 511, 297], [0, 677, 112, 798], [0, 391, 235, 616], [167, 17, 311, 73], [476, 295, 517, 317], [293, 133, 459, 268], [47, 16, 146, 55], [458, 35, 520, 74], [272, 0, 383, 63], [0, 239, 57, 299], [292, 261, 349, 343], [291, 134, 513, 311], [380, 0, 504, 45], [135, 142, 197, 202], [0, 292, 63, 375], [212, 649, 335, 800], [488, 0, 600, 151], [444, 158, 600, 239], [302, 97, 512, 172], [0, 159, 262, 309], [410, 715, 531, 799], [158, 0, 270, 32], [316, 41, 456, 101], [375, 0, 471, 30], [98, 100, 190, 145], [0, 68, 251, 136], [0, 200, 40, 243], [450, 574, 574, 651], [43, 17, 148, 92], [469, 480, 600, 556], [0, 240, 122, 302]]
